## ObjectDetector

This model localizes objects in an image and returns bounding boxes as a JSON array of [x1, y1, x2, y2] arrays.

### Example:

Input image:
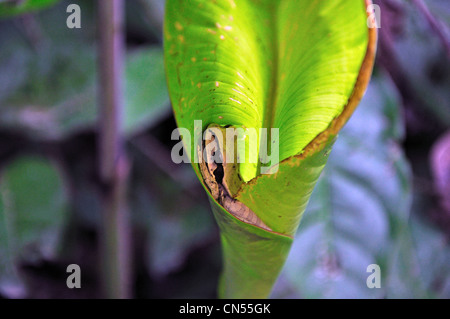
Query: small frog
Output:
[[198, 124, 271, 231]]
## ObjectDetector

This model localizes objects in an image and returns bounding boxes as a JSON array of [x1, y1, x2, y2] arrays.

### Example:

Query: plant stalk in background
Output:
[[98, 0, 131, 299]]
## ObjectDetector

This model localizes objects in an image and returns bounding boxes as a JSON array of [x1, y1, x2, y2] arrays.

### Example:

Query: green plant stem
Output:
[[98, 0, 131, 299]]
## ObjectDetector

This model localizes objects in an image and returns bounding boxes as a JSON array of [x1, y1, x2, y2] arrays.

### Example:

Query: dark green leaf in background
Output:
[[124, 47, 170, 136], [0, 1, 170, 139], [0, 0, 60, 18], [0, 156, 68, 296], [165, 0, 377, 298]]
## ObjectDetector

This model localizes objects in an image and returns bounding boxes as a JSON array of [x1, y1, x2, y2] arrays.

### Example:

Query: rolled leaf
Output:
[[164, 0, 377, 298]]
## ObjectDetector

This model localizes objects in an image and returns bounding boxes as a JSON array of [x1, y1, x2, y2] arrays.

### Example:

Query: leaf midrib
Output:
[[257, 2, 279, 173]]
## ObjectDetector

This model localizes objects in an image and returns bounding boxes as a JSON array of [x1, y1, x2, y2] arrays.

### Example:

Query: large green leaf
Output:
[[164, 0, 376, 298]]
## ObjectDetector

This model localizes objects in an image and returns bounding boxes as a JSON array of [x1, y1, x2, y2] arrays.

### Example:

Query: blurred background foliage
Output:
[[0, 0, 449, 298]]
